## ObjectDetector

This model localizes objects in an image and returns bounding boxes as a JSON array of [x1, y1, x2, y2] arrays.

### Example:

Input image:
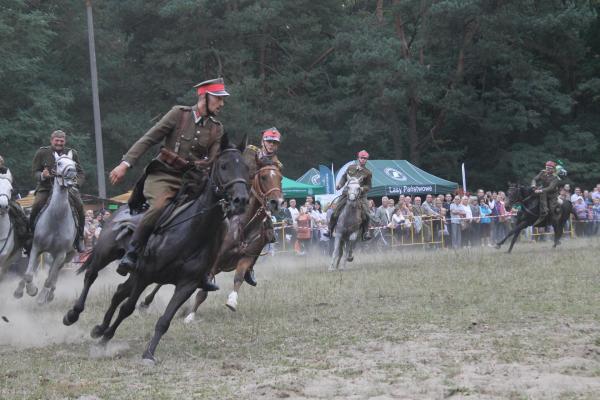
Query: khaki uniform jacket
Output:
[[122, 105, 224, 173], [338, 164, 372, 198], [243, 145, 283, 176], [32, 146, 85, 192], [531, 171, 560, 196]]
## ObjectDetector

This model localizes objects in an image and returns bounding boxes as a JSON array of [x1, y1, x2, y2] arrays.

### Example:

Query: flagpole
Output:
[[461, 163, 467, 193]]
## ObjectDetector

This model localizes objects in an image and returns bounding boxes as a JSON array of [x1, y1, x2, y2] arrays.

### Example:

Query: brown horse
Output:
[[139, 159, 283, 318]]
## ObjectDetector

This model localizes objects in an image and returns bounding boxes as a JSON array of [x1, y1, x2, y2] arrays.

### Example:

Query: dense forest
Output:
[[1, 0, 599, 197]]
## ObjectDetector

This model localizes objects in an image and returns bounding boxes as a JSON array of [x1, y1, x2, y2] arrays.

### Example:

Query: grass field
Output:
[[1, 238, 599, 399]]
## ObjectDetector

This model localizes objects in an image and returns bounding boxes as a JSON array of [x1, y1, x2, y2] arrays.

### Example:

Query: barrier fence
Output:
[[269, 213, 597, 255]]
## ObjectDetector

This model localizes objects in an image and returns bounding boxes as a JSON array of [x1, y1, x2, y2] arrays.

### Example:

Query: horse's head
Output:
[[211, 134, 250, 216], [253, 158, 283, 213], [54, 152, 78, 188], [346, 177, 362, 202], [506, 182, 530, 209], [0, 169, 13, 215]]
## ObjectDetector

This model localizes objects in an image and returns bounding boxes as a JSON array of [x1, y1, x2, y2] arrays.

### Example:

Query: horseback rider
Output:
[[243, 127, 283, 173], [326, 150, 373, 240], [239, 127, 283, 286], [0, 155, 31, 252], [30, 130, 86, 253], [531, 160, 561, 226], [109, 78, 229, 289]]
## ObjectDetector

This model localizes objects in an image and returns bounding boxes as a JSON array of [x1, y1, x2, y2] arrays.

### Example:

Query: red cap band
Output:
[[197, 83, 225, 95]]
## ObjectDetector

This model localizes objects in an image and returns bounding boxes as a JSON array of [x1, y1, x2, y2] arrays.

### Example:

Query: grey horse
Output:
[[329, 177, 363, 271], [14, 153, 78, 304], [0, 169, 19, 280]]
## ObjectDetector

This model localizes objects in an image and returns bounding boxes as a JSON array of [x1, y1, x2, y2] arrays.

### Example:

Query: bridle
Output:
[[251, 165, 282, 208], [53, 155, 78, 187], [210, 148, 249, 199], [0, 175, 12, 214]]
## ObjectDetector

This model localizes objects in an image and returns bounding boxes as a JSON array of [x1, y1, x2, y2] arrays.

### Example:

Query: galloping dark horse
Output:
[[64, 136, 249, 362], [495, 183, 573, 253], [139, 158, 283, 319], [93, 137, 248, 362]]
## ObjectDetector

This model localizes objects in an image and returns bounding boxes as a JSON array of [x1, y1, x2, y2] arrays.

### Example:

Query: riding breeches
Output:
[[133, 172, 181, 246]]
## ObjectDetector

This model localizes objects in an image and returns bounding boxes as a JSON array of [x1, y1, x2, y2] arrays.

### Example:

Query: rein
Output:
[[157, 148, 246, 233]]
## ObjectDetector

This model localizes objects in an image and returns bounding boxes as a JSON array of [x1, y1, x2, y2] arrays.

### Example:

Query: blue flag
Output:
[[319, 165, 334, 194]]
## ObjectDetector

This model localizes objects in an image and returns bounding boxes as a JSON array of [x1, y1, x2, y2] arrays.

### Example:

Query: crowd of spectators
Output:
[[270, 182, 600, 255], [83, 209, 112, 251]]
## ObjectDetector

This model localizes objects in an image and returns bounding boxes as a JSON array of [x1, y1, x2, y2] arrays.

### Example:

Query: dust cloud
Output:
[[0, 262, 124, 349]]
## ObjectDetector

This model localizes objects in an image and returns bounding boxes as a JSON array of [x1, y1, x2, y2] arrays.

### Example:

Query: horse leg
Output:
[[495, 222, 524, 249], [225, 256, 257, 312], [91, 278, 134, 338], [14, 246, 40, 298], [330, 236, 341, 271], [37, 251, 66, 305], [183, 290, 208, 323], [506, 227, 525, 253], [346, 239, 355, 263], [64, 248, 119, 326], [139, 284, 162, 310], [142, 281, 197, 363], [553, 220, 564, 248], [99, 277, 148, 345]]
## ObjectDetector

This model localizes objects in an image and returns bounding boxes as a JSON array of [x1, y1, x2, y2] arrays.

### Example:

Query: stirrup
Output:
[[201, 276, 219, 292]]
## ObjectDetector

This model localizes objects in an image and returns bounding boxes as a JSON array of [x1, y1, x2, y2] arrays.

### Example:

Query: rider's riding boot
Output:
[[23, 237, 32, 256], [323, 218, 336, 238], [201, 274, 219, 291], [73, 195, 86, 253], [361, 219, 372, 241], [244, 268, 257, 286]]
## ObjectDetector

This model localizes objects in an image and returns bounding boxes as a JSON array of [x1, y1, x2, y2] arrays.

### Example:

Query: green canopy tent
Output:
[[296, 168, 321, 186], [282, 176, 326, 198], [336, 160, 458, 197]]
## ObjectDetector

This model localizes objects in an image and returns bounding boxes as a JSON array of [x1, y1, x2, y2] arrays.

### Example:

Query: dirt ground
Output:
[[1, 238, 599, 399]]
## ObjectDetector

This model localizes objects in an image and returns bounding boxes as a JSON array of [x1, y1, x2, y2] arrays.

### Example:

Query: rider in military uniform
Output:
[[326, 150, 373, 240], [531, 160, 561, 226], [30, 130, 86, 253], [240, 127, 283, 286], [243, 127, 283, 174], [0, 155, 31, 252], [109, 78, 229, 287]]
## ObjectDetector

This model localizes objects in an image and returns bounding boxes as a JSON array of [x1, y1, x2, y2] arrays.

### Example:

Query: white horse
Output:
[[329, 177, 363, 271], [0, 169, 19, 280], [14, 153, 78, 304]]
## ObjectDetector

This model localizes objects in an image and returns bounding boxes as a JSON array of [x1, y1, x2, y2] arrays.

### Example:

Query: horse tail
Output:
[[76, 252, 93, 275]]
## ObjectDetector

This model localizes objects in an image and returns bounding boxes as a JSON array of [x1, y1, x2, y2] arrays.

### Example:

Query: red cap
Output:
[[194, 78, 229, 96], [262, 127, 281, 142], [546, 160, 557, 168], [358, 150, 369, 159]]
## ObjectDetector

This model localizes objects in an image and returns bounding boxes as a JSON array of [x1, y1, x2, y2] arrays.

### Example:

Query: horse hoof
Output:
[[138, 302, 149, 312], [47, 290, 55, 303], [225, 292, 238, 312], [37, 288, 49, 305], [346, 256, 354, 262], [494, 244, 501, 250], [141, 353, 157, 366], [184, 313, 195, 324], [90, 325, 105, 339], [13, 288, 23, 299], [63, 310, 79, 326], [26, 284, 38, 297]]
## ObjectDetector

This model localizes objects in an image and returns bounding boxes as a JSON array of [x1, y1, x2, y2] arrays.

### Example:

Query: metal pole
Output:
[[86, 0, 106, 198]]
